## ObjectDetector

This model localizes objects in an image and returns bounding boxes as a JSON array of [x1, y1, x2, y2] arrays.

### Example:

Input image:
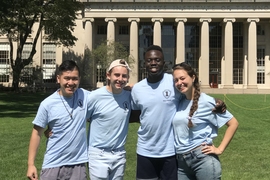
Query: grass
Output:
[[0, 92, 270, 179]]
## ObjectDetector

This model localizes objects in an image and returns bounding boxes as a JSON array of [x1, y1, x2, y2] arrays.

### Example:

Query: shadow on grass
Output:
[[0, 92, 50, 118]]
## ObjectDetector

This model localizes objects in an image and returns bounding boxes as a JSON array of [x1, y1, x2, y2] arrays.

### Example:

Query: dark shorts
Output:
[[40, 163, 87, 180], [136, 154, 177, 180]]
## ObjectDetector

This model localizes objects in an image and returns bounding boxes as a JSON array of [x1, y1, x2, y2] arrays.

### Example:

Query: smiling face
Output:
[[57, 69, 80, 97], [144, 50, 165, 77], [173, 68, 195, 98], [106, 66, 129, 94]]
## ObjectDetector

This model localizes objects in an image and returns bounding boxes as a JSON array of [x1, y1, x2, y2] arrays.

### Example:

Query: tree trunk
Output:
[[12, 66, 22, 92]]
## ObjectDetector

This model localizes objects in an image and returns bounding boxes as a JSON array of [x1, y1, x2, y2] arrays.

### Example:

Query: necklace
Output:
[[59, 90, 75, 118]]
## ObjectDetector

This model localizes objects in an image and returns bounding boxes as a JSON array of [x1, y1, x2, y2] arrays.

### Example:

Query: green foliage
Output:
[[42, 0, 83, 46], [62, 48, 95, 89], [91, 41, 135, 70], [0, 0, 83, 91], [20, 66, 43, 86], [77, 48, 95, 88], [0, 0, 82, 46]]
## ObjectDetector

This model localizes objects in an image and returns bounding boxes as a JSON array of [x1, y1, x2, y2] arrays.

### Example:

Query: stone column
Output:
[[175, 18, 187, 64], [105, 18, 117, 44], [264, 21, 270, 88], [151, 18, 163, 46], [243, 22, 248, 88], [84, 18, 94, 50], [222, 18, 235, 88], [128, 18, 140, 84], [83, 18, 94, 87], [247, 18, 259, 88], [199, 18, 211, 88]]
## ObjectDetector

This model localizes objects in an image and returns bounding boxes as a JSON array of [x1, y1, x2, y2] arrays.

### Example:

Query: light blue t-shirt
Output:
[[87, 86, 131, 150], [131, 73, 182, 158], [172, 93, 233, 154], [33, 88, 90, 168]]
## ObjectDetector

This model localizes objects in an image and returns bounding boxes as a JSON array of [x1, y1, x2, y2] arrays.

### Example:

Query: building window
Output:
[[45, 26, 54, 35], [185, 23, 199, 72], [119, 25, 129, 35], [97, 25, 107, 35], [138, 23, 153, 80], [209, 22, 222, 87], [162, 24, 176, 72], [0, 43, 10, 83], [257, 25, 265, 36], [96, 61, 106, 83], [21, 43, 33, 85], [257, 72, 265, 84], [233, 22, 244, 84], [257, 46, 265, 84], [43, 43, 56, 83]]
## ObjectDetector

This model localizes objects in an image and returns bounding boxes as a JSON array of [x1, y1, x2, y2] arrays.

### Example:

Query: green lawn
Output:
[[0, 92, 270, 180]]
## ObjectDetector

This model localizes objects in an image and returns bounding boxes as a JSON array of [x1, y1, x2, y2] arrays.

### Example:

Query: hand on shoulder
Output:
[[124, 83, 134, 91]]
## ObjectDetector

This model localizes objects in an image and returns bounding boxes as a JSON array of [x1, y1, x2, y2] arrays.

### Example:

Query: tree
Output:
[[63, 48, 95, 89], [91, 41, 134, 70], [0, 0, 83, 92], [91, 41, 135, 85]]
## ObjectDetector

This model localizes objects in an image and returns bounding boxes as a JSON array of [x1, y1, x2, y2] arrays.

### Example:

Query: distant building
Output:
[[1, 0, 270, 93]]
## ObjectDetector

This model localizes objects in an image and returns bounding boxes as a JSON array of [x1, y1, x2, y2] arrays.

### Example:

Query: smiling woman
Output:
[[172, 62, 239, 180]]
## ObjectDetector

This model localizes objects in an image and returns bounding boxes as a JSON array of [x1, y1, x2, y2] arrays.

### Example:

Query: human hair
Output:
[[143, 45, 164, 60], [58, 60, 80, 77], [106, 59, 130, 86], [173, 62, 200, 128]]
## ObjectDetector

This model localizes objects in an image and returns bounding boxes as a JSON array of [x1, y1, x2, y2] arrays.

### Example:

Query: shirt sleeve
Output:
[[131, 87, 139, 110], [32, 102, 48, 128]]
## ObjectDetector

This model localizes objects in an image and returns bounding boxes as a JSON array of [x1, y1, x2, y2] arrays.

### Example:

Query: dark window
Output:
[[257, 25, 265, 36], [119, 25, 129, 35], [97, 25, 107, 35], [233, 22, 244, 84]]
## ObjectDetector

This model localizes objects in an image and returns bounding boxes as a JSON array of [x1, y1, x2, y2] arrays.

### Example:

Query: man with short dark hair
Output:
[[27, 60, 90, 180]]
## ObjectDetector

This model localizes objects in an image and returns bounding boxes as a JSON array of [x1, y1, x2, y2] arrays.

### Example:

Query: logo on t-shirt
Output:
[[163, 89, 171, 99], [123, 101, 129, 111], [78, 99, 83, 108]]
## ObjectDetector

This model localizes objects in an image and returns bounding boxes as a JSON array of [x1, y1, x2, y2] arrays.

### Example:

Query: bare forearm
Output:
[[218, 118, 238, 153], [28, 126, 43, 165]]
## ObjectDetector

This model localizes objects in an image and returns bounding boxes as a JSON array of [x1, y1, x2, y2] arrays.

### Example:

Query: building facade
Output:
[[1, 0, 270, 93]]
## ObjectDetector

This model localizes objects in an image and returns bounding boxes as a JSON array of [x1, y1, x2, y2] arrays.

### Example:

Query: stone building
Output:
[[1, 0, 270, 93]]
